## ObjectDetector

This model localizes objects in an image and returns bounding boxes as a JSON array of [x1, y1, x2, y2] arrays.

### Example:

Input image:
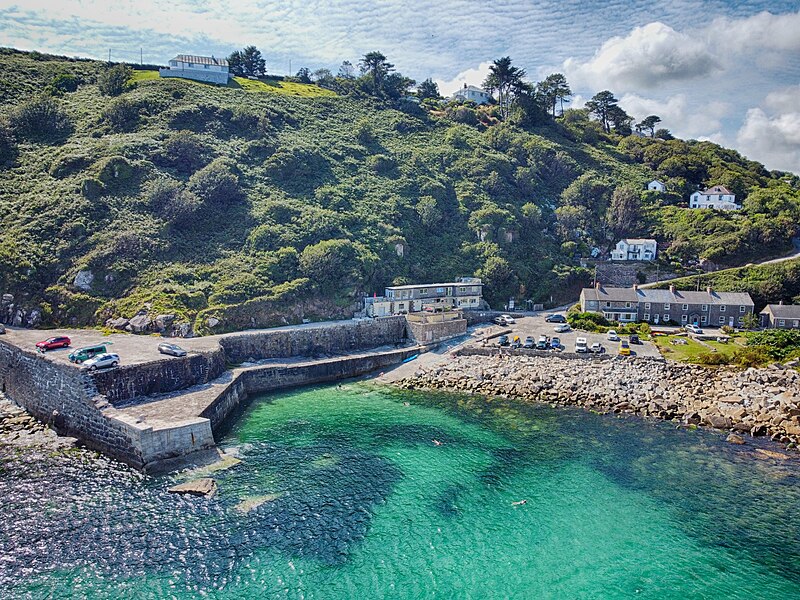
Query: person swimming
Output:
[[512, 499, 527, 506], [432, 439, 442, 446]]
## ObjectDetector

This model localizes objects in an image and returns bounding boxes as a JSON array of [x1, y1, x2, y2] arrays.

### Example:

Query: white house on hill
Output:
[[611, 238, 657, 261], [450, 84, 492, 105], [159, 55, 230, 85], [647, 179, 666, 192], [689, 185, 739, 210]]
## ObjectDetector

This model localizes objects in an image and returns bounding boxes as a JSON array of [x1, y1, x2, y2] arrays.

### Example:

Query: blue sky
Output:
[[1, 0, 799, 173]]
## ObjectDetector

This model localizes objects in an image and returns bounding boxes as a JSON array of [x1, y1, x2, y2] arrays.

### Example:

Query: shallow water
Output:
[[2, 383, 799, 598]]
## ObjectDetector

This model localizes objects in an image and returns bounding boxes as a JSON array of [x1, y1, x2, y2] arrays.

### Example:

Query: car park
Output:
[[575, 337, 588, 353], [158, 342, 187, 357], [510, 336, 522, 349], [500, 314, 516, 324], [629, 334, 640, 344], [607, 330, 619, 341], [523, 336, 535, 349], [618, 340, 631, 356], [82, 353, 120, 371], [35, 336, 71, 352], [550, 337, 561, 349], [686, 324, 703, 334], [545, 314, 567, 323], [68, 344, 109, 363], [536, 335, 549, 350], [497, 335, 510, 347], [590, 342, 604, 353], [554, 323, 570, 333]]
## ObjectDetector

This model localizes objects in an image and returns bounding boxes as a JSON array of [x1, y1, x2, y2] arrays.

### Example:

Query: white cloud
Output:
[[710, 10, 800, 53], [618, 93, 731, 140], [764, 85, 800, 114], [736, 107, 800, 174], [434, 62, 492, 97], [563, 22, 719, 91]]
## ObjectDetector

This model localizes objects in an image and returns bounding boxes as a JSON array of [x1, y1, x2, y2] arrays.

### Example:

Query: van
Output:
[[68, 344, 110, 363]]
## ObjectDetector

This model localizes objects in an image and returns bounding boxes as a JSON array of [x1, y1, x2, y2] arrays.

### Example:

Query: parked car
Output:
[[82, 353, 120, 371], [545, 314, 567, 323], [575, 337, 588, 353], [500, 314, 516, 324], [523, 336, 535, 349], [493, 316, 507, 325], [550, 336, 561, 349], [590, 342, 604, 354], [536, 335, 549, 350], [629, 334, 641, 344], [158, 343, 187, 357], [35, 336, 71, 352], [618, 340, 631, 356], [686, 324, 703, 334], [510, 336, 522, 349], [68, 344, 109, 364], [607, 330, 620, 341], [554, 323, 571, 333], [497, 335, 510, 347]]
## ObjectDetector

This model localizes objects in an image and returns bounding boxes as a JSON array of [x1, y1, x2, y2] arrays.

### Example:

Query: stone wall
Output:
[[406, 318, 467, 344], [93, 350, 227, 406], [220, 316, 408, 363], [0, 339, 144, 468]]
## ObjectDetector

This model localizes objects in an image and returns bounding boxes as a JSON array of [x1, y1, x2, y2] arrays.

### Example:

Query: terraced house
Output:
[[580, 284, 754, 327]]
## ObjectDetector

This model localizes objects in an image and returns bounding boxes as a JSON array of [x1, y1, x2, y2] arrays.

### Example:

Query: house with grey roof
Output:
[[580, 283, 754, 327], [760, 304, 800, 329], [159, 54, 229, 85], [365, 278, 484, 317], [450, 84, 492, 105], [689, 185, 739, 210], [611, 238, 657, 261]]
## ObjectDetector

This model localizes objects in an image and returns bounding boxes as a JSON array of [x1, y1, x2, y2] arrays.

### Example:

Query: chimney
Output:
[[633, 284, 638, 291], [595, 281, 601, 289], [669, 284, 676, 294], [779, 300, 783, 305], [707, 286, 713, 295]]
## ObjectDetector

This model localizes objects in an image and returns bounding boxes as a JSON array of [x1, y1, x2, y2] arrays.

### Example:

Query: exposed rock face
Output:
[[126, 313, 153, 333], [168, 478, 217, 497], [73, 270, 94, 292], [396, 353, 800, 449]]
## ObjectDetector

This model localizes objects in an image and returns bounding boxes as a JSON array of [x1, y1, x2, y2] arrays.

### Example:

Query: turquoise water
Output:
[[2, 383, 799, 598]]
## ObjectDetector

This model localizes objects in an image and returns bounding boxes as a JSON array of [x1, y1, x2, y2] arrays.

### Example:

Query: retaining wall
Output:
[[406, 318, 467, 344]]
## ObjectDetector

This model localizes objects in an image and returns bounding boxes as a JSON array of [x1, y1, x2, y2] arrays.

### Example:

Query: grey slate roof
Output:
[[172, 55, 228, 67], [760, 304, 800, 318], [581, 286, 753, 306]]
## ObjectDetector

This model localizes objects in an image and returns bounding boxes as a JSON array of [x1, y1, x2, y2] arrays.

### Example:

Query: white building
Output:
[[689, 185, 739, 210], [159, 54, 229, 85], [611, 238, 657, 261], [647, 179, 666, 192], [450, 84, 492, 105]]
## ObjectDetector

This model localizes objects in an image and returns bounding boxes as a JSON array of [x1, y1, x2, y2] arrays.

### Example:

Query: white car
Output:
[[500, 314, 516, 324], [82, 352, 120, 371], [590, 342, 604, 353], [554, 323, 570, 333], [607, 330, 620, 341], [575, 337, 588, 353], [686, 324, 703, 334]]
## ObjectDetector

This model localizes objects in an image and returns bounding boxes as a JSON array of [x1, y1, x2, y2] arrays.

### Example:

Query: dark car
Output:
[[550, 337, 561, 349], [497, 335, 510, 347], [545, 314, 567, 323], [523, 336, 535, 349], [36, 336, 71, 352], [629, 334, 641, 344], [158, 342, 188, 357]]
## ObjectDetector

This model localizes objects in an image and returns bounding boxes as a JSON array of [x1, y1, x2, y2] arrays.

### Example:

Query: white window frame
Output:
[[701, 315, 708, 324], [702, 304, 708, 312], [681, 315, 688, 322], [664, 303, 670, 310], [779, 319, 786, 327], [794, 320, 799, 328], [720, 305, 726, 313], [719, 316, 726, 324], [682, 304, 688, 311], [739, 305, 746, 313], [644, 303, 651, 310], [643, 313, 650, 321]]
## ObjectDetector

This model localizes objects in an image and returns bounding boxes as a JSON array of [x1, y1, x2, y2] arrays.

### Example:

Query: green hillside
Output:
[[1, 48, 798, 334]]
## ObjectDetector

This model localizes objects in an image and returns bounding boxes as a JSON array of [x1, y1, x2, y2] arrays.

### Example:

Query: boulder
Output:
[[107, 317, 129, 330], [154, 314, 176, 331], [726, 433, 746, 445], [206, 317, 220, 328], [73, 269, 94, 292], [168, 478, 217, 497], [127, 314, 153, 333]]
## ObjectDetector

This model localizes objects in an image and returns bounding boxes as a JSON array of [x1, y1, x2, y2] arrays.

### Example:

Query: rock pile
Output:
[[396, 354, 800, 448], [0, 394, 77, 449]]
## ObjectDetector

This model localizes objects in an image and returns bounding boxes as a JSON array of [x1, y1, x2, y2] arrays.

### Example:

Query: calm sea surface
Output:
[[2, 383, 799, 599]]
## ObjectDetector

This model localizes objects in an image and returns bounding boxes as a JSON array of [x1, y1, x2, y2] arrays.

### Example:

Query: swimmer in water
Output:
[[512, 499, 527, 506], [433, 439, 442, 446]]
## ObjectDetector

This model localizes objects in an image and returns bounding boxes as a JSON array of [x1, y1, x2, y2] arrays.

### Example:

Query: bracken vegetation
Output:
[[0, 48, 798, 334]]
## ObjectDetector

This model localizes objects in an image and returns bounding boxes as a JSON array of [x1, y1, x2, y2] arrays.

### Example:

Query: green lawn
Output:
[[653, 334, 742, 363], [129, 69, 159, 83], [129, 70, 335, 97]]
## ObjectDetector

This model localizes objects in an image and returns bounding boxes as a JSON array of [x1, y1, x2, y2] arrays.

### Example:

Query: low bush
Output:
[[102, 98, 140, 132], [696, 351, 730, 365], [9, 97, 73, 141], [732, 346, 772, 368], [187, 158, 242, 204], [47, 73, 79, 95], [159, 130, 210, 173], [98, 64, 131, 96]]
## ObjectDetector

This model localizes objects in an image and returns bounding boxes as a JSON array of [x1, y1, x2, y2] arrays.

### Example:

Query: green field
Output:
[[653, 334, 742, 363]]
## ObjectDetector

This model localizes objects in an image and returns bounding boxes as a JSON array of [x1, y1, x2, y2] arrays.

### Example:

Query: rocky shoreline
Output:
[[395, 354, 800, 451], [0, 394, 77, 450]]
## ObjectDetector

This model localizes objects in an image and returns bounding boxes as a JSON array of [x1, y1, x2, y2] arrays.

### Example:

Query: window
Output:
[[738, 316, 744, 323], [720, 305, 726, 312], [420, 288, 427, 294], [701, 315, 708, 324], [664, 304, 670, 310], [779, 319, 786, 327], [702, 304, 708, 312], [719, 316, 726, 324], [605, 302, 611, 308], [681, 315, 688, 322], [794, 320, 799, 328], [654, 314, 660, 322], [436, 287, 445, 293], [459, 287, 466, 292], [625, 302, 632, 308], [644, 303, 650, 310], [643, 313, 650, 321], [739, 305, 746, 313], [398, 303, 405, 309], [682, 304, 688, 311]]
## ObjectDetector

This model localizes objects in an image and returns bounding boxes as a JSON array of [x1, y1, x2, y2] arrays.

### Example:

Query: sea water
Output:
[[1, 383, 799, 599]]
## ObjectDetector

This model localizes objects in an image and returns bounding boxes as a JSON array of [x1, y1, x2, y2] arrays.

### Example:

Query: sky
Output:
[[1, 0, 799, 173]]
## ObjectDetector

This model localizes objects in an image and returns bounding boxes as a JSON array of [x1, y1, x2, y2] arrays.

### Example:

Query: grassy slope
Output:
[[0, 48, 797, 333]]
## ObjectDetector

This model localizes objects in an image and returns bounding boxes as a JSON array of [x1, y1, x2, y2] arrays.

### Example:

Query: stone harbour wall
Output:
[[396, 354, 800, 448], [406, 318, 467, 345]]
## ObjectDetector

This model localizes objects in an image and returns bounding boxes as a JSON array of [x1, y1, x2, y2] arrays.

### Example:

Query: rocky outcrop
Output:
[[396, 354, 800, 449]]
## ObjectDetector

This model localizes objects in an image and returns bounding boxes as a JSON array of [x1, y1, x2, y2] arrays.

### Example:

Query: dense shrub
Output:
[[0, 123, 17, 166], [745, 329, 800, 361], [695, 351, 730, 365], [187, 158, 242, 204], [143, 177, 200, 225], [9, 97, 73, 141], [47, 73, 79, 95], [732, 346, 772, 368], [98, 64, 131, 96], [50, 153, 92, 178], [300, 239, 369, 293], [102, 97, 140, 131], [159, 130, 210, 173]]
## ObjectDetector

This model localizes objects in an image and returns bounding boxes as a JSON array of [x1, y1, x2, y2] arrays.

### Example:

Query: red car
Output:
[[35, 336, 71, 351]]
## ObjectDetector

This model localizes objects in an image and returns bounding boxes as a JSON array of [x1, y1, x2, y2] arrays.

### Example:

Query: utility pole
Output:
[[108, 49, 111, 63], [140, 48, 143, 65], [289, 59, 292, 76]]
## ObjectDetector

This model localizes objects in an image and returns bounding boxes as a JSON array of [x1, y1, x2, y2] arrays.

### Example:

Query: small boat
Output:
[[402, 354, 419, 363]]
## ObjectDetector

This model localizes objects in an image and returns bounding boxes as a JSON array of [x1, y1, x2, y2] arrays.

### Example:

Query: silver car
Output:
[[158, 342, 187, 357], [82, 353, 120, 371]]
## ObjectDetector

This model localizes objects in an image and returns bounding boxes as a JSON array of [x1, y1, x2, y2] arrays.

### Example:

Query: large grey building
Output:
[[580, 284, 754, 327], [365, 278, 484, 317]]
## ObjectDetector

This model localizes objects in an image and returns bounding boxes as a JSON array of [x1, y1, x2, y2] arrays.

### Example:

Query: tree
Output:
[[636, 115, 662, 137], [338, 60, 355, 79], [416, 195, 442, 228], [295, 67, 312, 83], [416, 78, 440, 101], [654, 128, 674, 140], [477, 255, 518, 307], [98, 64, 131, 96], [537, 73, 571, 117], [483, 57, 527, 119], [585, 90, 619, 133], [359, 51, 394, 95], [607, 186, 643, 237], [741, 312, 759, 330], [312, 68, 335, 87], [228, 46, 265, 77], [382, 72, 415, 99], [607, 104, 633, 135]]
